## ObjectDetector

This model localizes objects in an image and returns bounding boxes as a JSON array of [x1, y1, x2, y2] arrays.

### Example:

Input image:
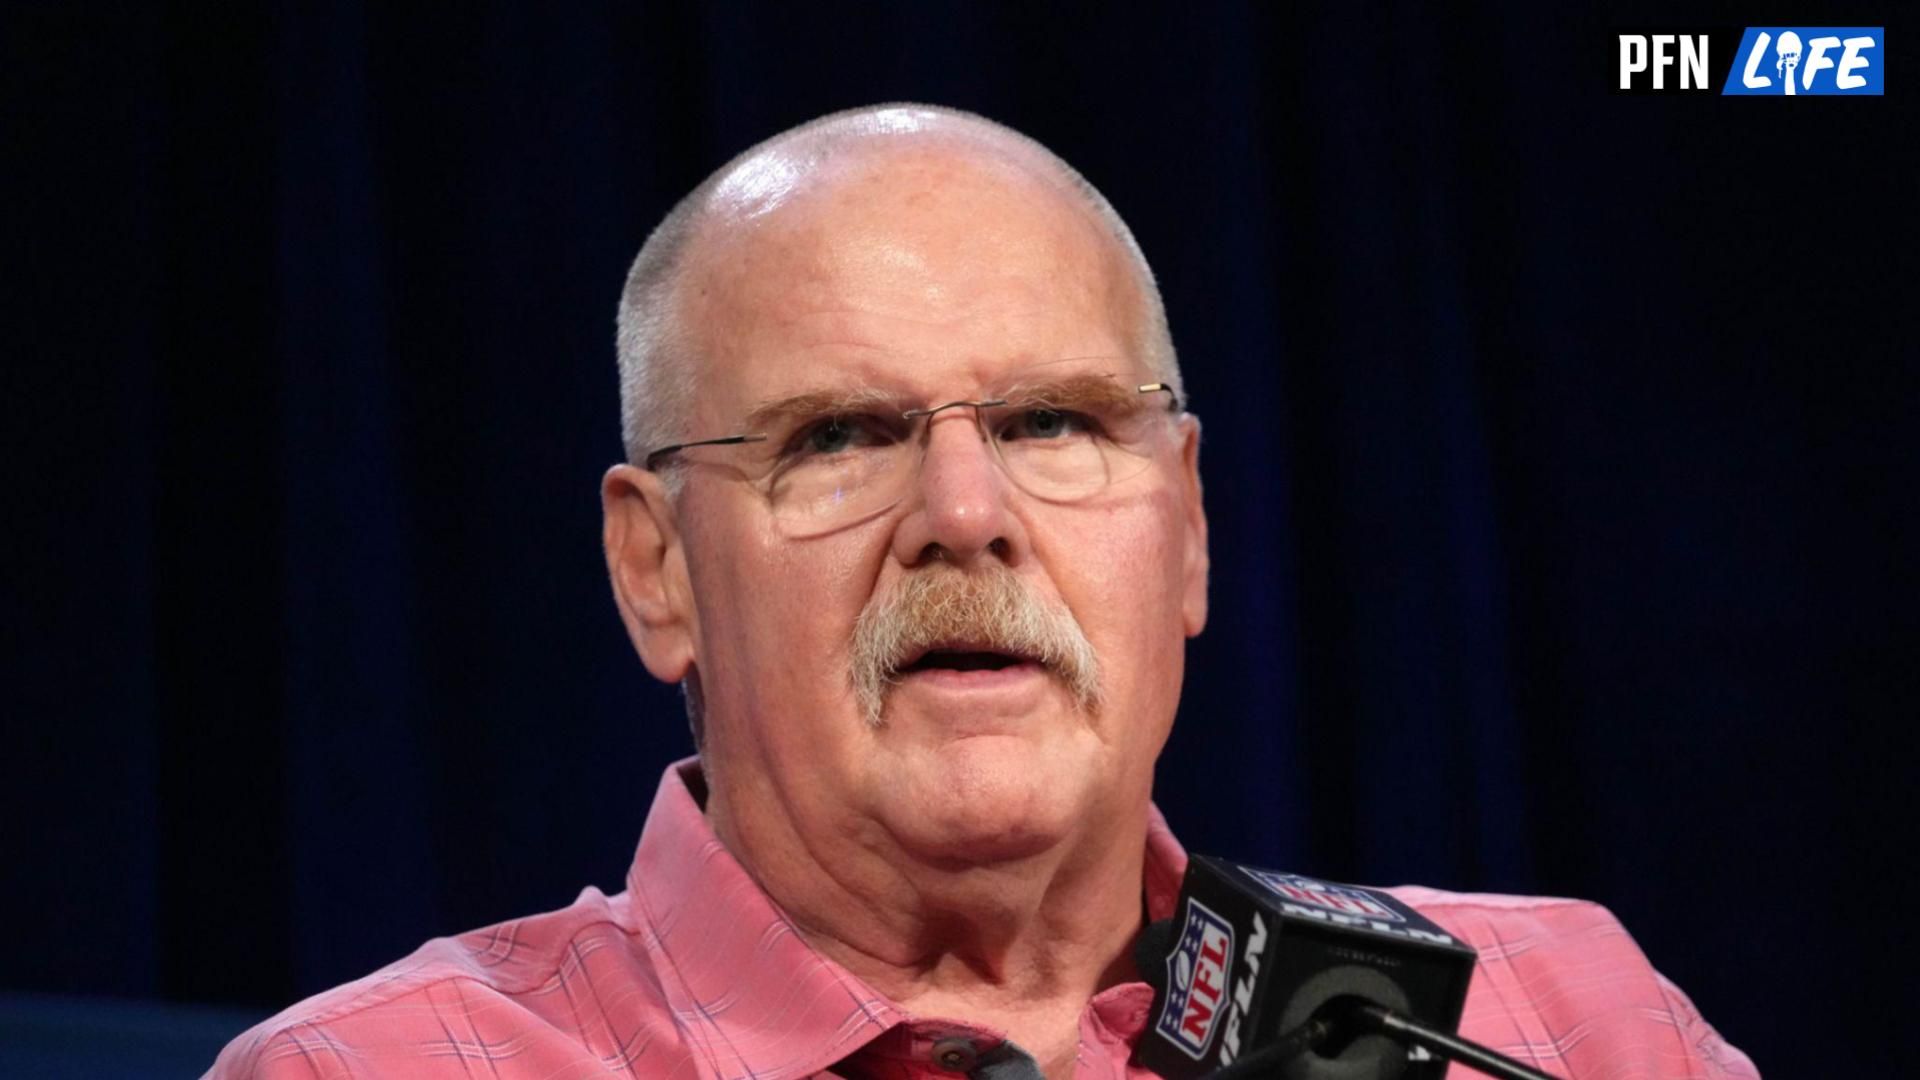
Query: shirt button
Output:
[[931, 1037, 980, 1072]]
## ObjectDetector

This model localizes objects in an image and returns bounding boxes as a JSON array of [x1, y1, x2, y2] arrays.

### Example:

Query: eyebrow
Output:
[[999, 372, 1139, 411], [739, 372, 1146, 434], [742, 386, 911, 433]]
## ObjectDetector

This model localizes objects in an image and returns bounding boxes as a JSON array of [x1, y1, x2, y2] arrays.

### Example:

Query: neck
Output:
[[708, 775, 1152, 1076]]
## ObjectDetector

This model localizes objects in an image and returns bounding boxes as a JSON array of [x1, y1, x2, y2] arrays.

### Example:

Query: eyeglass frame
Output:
[[640, 378, 1185, 476]]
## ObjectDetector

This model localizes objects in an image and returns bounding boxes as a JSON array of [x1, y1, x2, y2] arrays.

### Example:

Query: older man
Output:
[[211, 105, 1754, 1079]]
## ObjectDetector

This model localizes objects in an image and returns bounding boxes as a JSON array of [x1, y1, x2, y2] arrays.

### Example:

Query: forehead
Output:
[[674, 142, 1151, 420]]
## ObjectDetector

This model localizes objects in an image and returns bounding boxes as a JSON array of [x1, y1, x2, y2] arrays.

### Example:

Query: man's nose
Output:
[[888, 408, 1029, 568]]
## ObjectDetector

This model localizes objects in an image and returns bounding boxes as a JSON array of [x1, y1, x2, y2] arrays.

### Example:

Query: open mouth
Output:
[[898, 645, 1039, 675]]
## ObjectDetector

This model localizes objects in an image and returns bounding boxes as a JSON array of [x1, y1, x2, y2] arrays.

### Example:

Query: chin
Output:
[[878, 737, 1095, 865]]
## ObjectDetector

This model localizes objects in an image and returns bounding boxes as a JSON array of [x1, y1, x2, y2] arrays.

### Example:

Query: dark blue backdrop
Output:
[[6, 4, 1914, 1076]]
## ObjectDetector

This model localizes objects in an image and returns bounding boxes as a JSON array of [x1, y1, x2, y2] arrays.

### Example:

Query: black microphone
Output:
[[1132, 855, 1559, 1080]]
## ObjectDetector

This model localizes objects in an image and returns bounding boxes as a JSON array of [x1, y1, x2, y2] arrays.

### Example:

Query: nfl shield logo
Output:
[[1153, 897, 1236, 1058], [1243, 868, 1405, 923]]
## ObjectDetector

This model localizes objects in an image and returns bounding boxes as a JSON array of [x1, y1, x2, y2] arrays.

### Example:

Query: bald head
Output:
[[614, 103, 1180, 468]]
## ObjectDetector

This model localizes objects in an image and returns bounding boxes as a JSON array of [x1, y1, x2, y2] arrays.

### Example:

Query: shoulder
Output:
[[1385, 884, 1633, 951], [204, 886, 677, 1079], [1383, 886, 1759, 1079]]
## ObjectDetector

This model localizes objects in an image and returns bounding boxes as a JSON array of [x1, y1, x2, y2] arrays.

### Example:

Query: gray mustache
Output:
[[848, 564, 1102, 727]]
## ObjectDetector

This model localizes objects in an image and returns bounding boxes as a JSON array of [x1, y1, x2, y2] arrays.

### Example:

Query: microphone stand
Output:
[[1208, 1001, 1561, 1080]]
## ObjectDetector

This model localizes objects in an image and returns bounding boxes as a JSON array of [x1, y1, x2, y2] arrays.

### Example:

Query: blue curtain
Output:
[[7, 5, 1912, 1075]]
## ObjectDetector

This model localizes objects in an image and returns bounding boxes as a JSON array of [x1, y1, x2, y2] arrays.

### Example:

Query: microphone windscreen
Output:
[[1134, 918, 1175, 992], [1134, 856, 1476, 1080]]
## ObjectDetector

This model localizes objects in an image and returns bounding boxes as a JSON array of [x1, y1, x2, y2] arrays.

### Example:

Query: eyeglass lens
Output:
[[759, 359, 1173, 536]]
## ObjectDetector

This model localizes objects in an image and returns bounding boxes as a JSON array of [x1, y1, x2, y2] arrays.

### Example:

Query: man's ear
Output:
[[1178, 416, 1210, 637], [602, 464, 697, 683]]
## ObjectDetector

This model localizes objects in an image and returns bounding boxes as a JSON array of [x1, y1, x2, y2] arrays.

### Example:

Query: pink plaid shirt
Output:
[[208, 759, 1756, 1078]]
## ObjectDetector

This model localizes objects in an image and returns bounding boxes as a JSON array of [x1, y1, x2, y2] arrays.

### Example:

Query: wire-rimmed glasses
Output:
[[642, 357, 1184, 537]]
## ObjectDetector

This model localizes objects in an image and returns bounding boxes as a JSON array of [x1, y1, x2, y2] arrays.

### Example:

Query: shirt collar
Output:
[[626, 756, 1189, 1078]]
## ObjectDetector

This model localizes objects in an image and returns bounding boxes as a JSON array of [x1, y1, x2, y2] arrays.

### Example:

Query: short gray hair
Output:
[[613, 103, 1182, 472]]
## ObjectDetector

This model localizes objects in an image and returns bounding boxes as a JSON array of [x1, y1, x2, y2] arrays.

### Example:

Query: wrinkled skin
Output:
[[603, 121, 1208, 1075]]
